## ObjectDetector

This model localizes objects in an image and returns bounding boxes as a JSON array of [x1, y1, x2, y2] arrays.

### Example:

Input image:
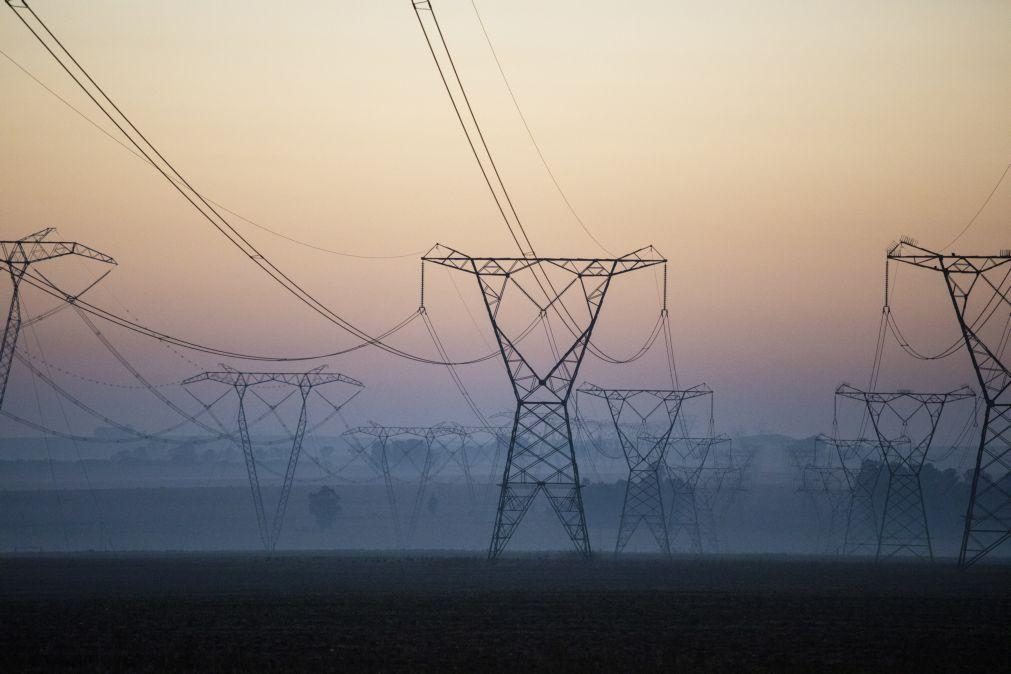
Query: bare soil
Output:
[[1, 553, 1008, 671]]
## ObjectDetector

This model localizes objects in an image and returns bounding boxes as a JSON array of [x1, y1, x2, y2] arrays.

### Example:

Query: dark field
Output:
[[2, 553, 1009, 671]]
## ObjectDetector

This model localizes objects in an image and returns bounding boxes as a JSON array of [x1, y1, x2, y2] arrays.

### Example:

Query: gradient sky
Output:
[[1, 0, 1009, 440]]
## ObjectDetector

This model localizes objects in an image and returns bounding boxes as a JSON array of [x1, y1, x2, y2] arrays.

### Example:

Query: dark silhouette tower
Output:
[[183, 366, 363, 551], [888, 241, 1011, 566], [836, 385, 974, 560], [423, 244, 666, 558], [579, 383, 710, 554], [1, 228, 115, 410], [343, 425, 466, 548]]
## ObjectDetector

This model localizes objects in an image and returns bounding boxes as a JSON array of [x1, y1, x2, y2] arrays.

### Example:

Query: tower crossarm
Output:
[[578, 383, 711, 403], [887, 241, 1011, 274], [0, 235, 116, 267], [343, 425, 465, 440], [835, 384, 975, 407], [182, 369, 364, 389], [450, 424, 510, 436], [421, 244, 667, 276]]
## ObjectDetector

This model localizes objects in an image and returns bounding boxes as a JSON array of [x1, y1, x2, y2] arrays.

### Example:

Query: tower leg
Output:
[[268, 383, 311, 552], [959, 402, 1011, 567], [408, 438, 436, 547], [0, 265, 26, 412], [489, 402, 590, 558], [843, 467, 882, 556], [616, 468, 670, 554], [668, 487, 702, 554], [935, 272, 1011, 567], [878, 472, 931, 560], [375, 435, 404, 550], [236, 385, 270, 550]]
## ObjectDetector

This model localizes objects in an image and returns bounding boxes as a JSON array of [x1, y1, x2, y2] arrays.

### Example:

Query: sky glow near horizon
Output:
[[1, 0, 1008, 439]]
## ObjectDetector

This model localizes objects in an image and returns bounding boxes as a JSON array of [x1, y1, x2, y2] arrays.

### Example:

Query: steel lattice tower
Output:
[[579, 383, 710, 554], [837, 385, 974, 560], [183, 366, 363, 551], [802, 435, 861, 554], [1, 228, 115, 410], [423, 244, 666, 558], [343, 425, 467, 549], [821, 435, 883, 556], [665, 434, 731, 553], [888, 242, 1011, 566]]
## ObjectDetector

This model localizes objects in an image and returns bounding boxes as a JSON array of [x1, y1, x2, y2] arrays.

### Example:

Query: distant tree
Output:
[[308, 486, 342, 530], [427, 494, 439, 515]]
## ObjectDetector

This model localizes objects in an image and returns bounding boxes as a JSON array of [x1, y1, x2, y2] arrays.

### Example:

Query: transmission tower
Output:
[[836, 384, 975, 560], [579, 383, 710, 554], [1, 228, 115, 410], [343, 425, 467, 549], [665, 434, 731, 553], [423, 244, 666, 558], [183, 366, 363, 551], [888, 241, 1011, 567], [820, 435, 883, 556], [801, 436, 857, 554]]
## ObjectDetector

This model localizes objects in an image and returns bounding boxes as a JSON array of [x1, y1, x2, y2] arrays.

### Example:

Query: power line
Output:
[[4, 2, 484, 366], [0, 46, 427, 261], [886, 261, 1011, 361], [413, 0, 536, 257], [6, 0, 668, 409], [15, 267, 504, 365], [469, 0, 614, 256], [942, 162, 1011, 250]]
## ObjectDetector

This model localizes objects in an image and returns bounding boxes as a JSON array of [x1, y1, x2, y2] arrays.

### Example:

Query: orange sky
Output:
[[1, 0, 1009, 437]]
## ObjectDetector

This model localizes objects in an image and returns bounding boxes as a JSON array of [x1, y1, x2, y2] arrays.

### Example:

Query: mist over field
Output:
[[0, 431, 982, 558]]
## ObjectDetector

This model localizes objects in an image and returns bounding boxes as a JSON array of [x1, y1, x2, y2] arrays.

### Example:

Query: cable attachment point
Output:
[[419, 260, 426, 311]]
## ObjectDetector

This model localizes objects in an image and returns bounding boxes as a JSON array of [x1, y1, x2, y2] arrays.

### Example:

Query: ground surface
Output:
[[2, 553, 1008, 672]]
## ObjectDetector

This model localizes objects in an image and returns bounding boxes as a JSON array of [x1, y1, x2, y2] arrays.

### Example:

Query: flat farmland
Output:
[[1, 553, 1008, 671]]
